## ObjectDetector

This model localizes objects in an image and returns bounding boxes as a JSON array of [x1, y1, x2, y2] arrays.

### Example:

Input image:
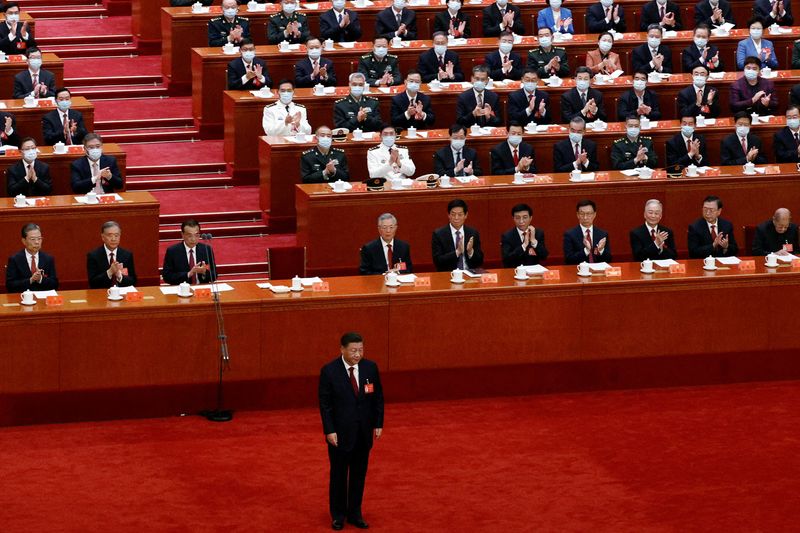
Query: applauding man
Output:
[[561, 67, 607, 123], [208, 0, 250, 47], [554, 117, 599, 172], [0, 3, 36, 55], [564, 199, 611, 264], [367, 125, 416, 179], [42, 88, 87, 146], [456, 65, 502, 127], [13, 47, 55, 99], [6, 137, 51, 197], [87, 221, 137, 289], [359, 213, 413, 274], [6, 223, 58, 293], [227, 39, 271, 90], [390, 70, 435, 130], [432, 198, 484, 271], [70, 133, 124, 194], [319, 0, 362, 42], [267, 0, 309, 44], [501, 203, 548, 267], [630, 199, 677, 261], [688, 195, 738, 258], [720, 111, 768, 165], [262, 79, 312, 136], [434, 124, 482, 177], [490, 122, 535, 174], [416, 32, 464, 83]]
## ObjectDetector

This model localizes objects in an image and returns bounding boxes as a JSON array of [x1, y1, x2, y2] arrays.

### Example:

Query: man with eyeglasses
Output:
[[688, 195, 739, 258], [359, 213, 413, 274]]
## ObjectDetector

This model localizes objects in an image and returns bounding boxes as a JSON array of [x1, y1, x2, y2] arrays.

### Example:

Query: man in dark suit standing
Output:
[[226, 39, 271, 90], [694, 0, 734, 28], [319, 0, 362, 42], [390, 70, 435, 130], [433, 124, 482, 177], [162, 219, 218, 285], [416, 32, 464, 83], [553, 117, 599, 172], [359, 213, 413, 274], [507, 69, 550, 125], [688, 195, 738, 258], [754, 0, 793, 26], [87, 220, 137, 289], [632, 24, 674, 73], [560, 67, 607, 123], [42, 87, 87, 146], [720, 111, 768, 166], [70, 133, 124, 194], [0, 3, 36, 55], [484, 31, 523, 81], [456, 65, 502, 127], [640, 0, 683, 31], [482, 0, 524, 37], [563, 199, 611, 264], [753, 208, 799, 256], [630, 199, 678, 261], [774, 104, 800, 163], [490, 122, 535, 174], [586, 0, 627, 33], [375, 0, 417, 41], [666, 115, 709, 168], [319, 332, 384, 531], [501, 203, 548, 267], [6, 137, 51, 197], [295, 37, 337, 88], [6, 222, 58, 293], [431, 198, 484, 271], [616, 70, 662, 121], [13, 47, 55, 99]]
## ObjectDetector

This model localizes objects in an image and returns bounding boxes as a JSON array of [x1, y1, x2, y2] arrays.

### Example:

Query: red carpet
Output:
[[123, 140, 224, 166], [2, 380, 799, 531], [64, 55, 162, 79], [92, 96, 192, 121], [151, 186, 259, 215], [158, 234, 297, 266], [35, 16, 133, 39]]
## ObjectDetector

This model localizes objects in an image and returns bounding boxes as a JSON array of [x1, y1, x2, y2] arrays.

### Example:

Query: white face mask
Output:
[[434, 44, 447, 56], [523, 81, 537, 92], [575, 79, 590, 92], [332, 0, 346, 9], [472, 80, 486, 91], [694, 37, 708, 48], [406, 81, 420, 92], [448, 1, 461, 11], [318, 136, 332, 149], [22, 148, 36, 162], [279, 91, 293, 104], [6, 14, 19, 24], [499, 42, 513, 54], [308, 48, 321, 60], [736, 125, 750, 137], [538, 36, 552, 48], [633, 79, 646, 92], [750, 28, 762, 40], [656, 0, 666, 4], [569, 132, 582, 144], [550, 0, 562, 8], [647, 37, 661, 49], [693, 75, 707, 88], [282, 3, 297, 14], [223, 7, 238, 18], [28, 58, 42, 70], [508, 134, 522, 146], [381, 135, 396, 148], [744, 68, 759, 80], [598, 40, 612, 53], [600, 0, 613, 7], [787, 118, 800, 130], [373, 46, 388, 58], [393, 0, 406, 9], [496, 0, 508, 6], [242, 50, 256, 62], [87, 147, 103, 160], [627, 127, 640, 139], [350, 85, 364, 96], [681, 125, 694, 137], [450, 138, 465, 151]]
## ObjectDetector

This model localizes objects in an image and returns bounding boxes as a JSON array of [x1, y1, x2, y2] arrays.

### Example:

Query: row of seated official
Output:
[[358, 198, 798, 274]]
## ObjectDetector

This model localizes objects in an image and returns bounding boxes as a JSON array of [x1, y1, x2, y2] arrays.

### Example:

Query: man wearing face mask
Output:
[[554, 117, 599, 172], [640, 0, 683, 31], [561, 67, 607, 123], [537, 0, 574, 34], [334, 73, 383, 132], [666, 114, 708, 168], [390, 70, 435, 129], [617, 70, 662, 121], [70, 133, 124, 194], [42, 87, 87, 146], [694, 0, 734, 28], [417, 32, 464, 83], [456, 65, 502, 127], [6, 137, 51, 197], [482, 0, 524, 37], [434, 0, 471, 38], [586, 0, 627, 33], [527, 28, 569, 79], [301, 125, 350, 183], [490, 122, 535, 175], [611, 115, 658, 170], [730, 56, 778, 115], [773, 105, 800, 163], [375, 0, 417, 41], [227, 38, 271, 90], [358, 36, 401, 87], [754, 0, 793, 26], [268, 0, 309, 45], [295, 37, 337, 88], [208, 0, 250, 47], [682, 24, 723, 73], [736, 17, 778, 70], [632, 24, 673, 74], [319, 0, 362, 43], [434, 124, 482, 177], [367, 125, 416, 179], [586, 32, 621, 75], [263, 79, 312, 136], [485, 31, 523, 81], [507, 69, 550, 125], [678, 65, 720, 118], [0, 3, 35, 55], [721, 111, 768, 165], [13, 47, 54, 99]]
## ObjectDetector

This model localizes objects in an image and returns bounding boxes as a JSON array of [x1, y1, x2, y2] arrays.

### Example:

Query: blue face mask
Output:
[[283, 3, 297, 14], [87, 147, 103, 160], [626, 127, 640, 139], [23, 149, 37, 162], [788, 118, 800, 130], [242, 50, 256, 62], [350, 85, 364, 97], [373, 46, 388, 59], [508, 135, 522, 146], [406, 81, 420, 92], [223, 7, 238, 18], [308, 48, 321, 60], [575, 79, 590, 92], [744, 69, 759, 80], [434, 44, 447, 56], [279, 91, 293, 104], [57, 99, 71, 111], [736, 125, 750, 137], [499, 42, 513, 55], [681, 125, 694, 137], [569, 132, 582, 144], [381, 135, 396, 148], [523, 81, 537, 93], [28, 58, 42, 70], [450, 138, 465, 151], [318, 136, 332, 149], [472, 80, 486, 92]]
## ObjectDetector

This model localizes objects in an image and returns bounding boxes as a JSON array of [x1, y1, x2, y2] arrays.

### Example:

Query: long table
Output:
[[259, 119, 788, 231], [3, 261, 800, 425], [0, 191, 161, 292], [0, 96, 94, 146]]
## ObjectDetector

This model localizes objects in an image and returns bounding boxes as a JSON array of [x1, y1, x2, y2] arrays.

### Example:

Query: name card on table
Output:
[[414, 276, 431, 287], [542, 270, 560, 280], [595, 172, 610, 182], [312, 281, 330, 292], [464, 178, 486, 187], [350, 183, 367, 192], [792, 259, 800, 269], [764, 166, 781, 175], [98, 195, 118, 204], [125, 291, 143, 302], [480, 273, 498, 283], [605, 267, 622, 277], [194, 288, 212, 298], [46, 295, 63, 306], [738, 260, 756, 271], [411, 180, 427, 189], [34, 197, 51, 207], [669, 263, 686, 273]]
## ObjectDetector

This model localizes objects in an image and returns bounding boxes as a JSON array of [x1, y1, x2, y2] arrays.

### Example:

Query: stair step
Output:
[[96, 117, 193, 129], [159, 220, 268, 239], [66, 74, 162, 87], [42, 44, 138, 58], [160, 210, 263, 225], [91, 96, 192, 122], [15, 0, 93, 6], [127, 173, 234, 191], [72, 84, 170, 99], [98, 126, 200, 143], [38, 34, 134, 47], [127, 162, 227, 176], [23, 8, 109, 18]]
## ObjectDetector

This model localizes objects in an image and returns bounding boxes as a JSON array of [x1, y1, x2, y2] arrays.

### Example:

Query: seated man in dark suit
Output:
[[774, 105, 800, 163], [563, 199, 611, 264], [501, 203, 548, 267], [753, 208, 799, 256], [677, 65, 720, 118], [375, 1, 417, 41], [295, 37, 337, 88], [482, 0, 524, 37], [5, 222, 58, 293], [455, 65, 502, 127], [390, 70, 435, 130], [87, 220, 137, 289], [319, 0, 362, 42], [13, 47, 55, 99], [553, 116, 599, 172], [433, 0, 471, 38], [560, 66, 607, 123], [630, 199, 678, 261], [586, 0, 627, 33], [490, 122, 535, 175], [632, 24, 674, 74], [484, 31, 523, 81], [70, 133, 124, 194], [162, 218, 217, 285], [359, 213, 413, 274], [682, 24, 723, 73], [616, 70, 662, 121], [0, 109, 20, 147], [6, 137, 51, 197], [666, 115, 709, 168], [416, 32, 464, 83], [431, 198, 484, 271], [433, 123, 482, 177], [0, 3, 36, 55], [42, 87, 87, 146], [208, 0, 250, 47], [688, 195, 738, 258], [754, 0, 793, 26], [793, 83, 800, 107], [507, 69, 550, 125], [226, 39, 271, 90], [720, 111, 768, 166], [694, 0, 734, 28], [640, 0, 683, 31]]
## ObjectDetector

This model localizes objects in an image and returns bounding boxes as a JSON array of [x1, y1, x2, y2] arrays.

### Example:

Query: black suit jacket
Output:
[[0, 110, 20, 147], [6, 159, 51, 197], [87, 246, 137, 288], [631, 43, 674, 73], [753, 220, 800, 256], [431, 224, 484, 271], [13, 68, 56, 99], [630, 224, 677, 261], [0, 22, 36, 55], [390, 91, 435, 129], [456, 89, 502, 127], [640, 0, 683, 31], [319, 9, 363, 42], [294, 56, 337, 88], [359, 238, 413, 274], [490, 140, 535, 174], [6, 249, 58, 292], [720, 133, 768, 166], [319, 357, 384, 453], [416, 48, 464, 83], [616, 88, 662, 121], [553, 137, 599, 172], [563, 225, 611, 264], [560, 87, 607, 123], [792, 84, 800, 107], [482, 3, 524, 37], [666, 132, 708, 168], [161, 242, 218, 285], [433, 10, 471, 38], [507, 88, 550, 125], [42, 108, 87, 146], [774, 127, 800, 163], [586, 3, 627, 33], [501, 227, 548, 267], [483, 50, 523, 81], [677, 84, 720, 118], [754, 0, 793, 26], [375, 7, 417, 40], [681, 43, 724, 73], [433, 145, 482, 177], [694, 0, 734, 27], [226, 57, 272, 90], [70, 155, 124, 194], [687, 217, 738, 257]]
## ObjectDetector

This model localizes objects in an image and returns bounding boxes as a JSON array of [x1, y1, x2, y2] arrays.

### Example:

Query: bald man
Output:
[[752, 208, 800, 256]]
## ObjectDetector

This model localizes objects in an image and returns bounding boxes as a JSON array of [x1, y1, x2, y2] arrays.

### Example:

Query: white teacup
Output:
[[14, 194, 26, 207], [291, 276, 303, 290], [641, 259, 654, 272], [352, 128, 363, 140], [514, 266, 527, 278], [513, 172, 525, 184], [766, 253, 779, 267], [85, 191, 98, 204], [354, 0, 366, 6], [570, 169, 581, 180], [639, 167, 653, 179], [470, 124, 481, 135], [447, 34, 455, 44], [743, 162, 756, 174], [429, 79, 441, 89], [439, 175, 451, 187], [703, 256, 716, 269], [577, 262, 591, 276], [762, 67, 772, 77], [20, 290, 35, 305], [686, 164, 699, 176], [696, 114, 705, 127], [333, 180, 346, 192], [525, 121, 536, 132], [313, 84, 325, 95], [750, 112, 759, 124], [23, 95, 35, 107], [191, 2, 203, 13], [406, 126, 417, 138], [53, 141, 67, 154], [247, 0, 258, 10], [178, 281, 192, 297], [640, 116, 651, 129], [385, 271, 399, 285], [324, 38, 334, 51], [450, 269, 464, 283], [107, 286, 121, 299], [391, 36, 402, 47], [279, 41, 290, 51]]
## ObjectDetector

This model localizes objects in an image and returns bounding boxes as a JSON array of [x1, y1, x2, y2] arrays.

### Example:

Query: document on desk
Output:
[[523, 265, 549, 275], [715, 257, 741, 265], [32, 290, 58, 299], [396, 274, 417, 283], [652, 259, 678, 268], [777, 254, 798, 263], [587, 262, 611, 272], [160, 283, 234, 295]]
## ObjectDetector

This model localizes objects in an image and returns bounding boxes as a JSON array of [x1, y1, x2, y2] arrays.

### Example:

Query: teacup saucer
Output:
[[20, 300, 36, 305], [290, 286, 304, 292], [513, 274, 528, 280], [577, 271, 592, 277], [702, 265, 717, 271], [385, 281, 401, 287], [640, 269, 656, 274], [107, 295, 124, 301], [743, 170, 756, 175], [449, 278, 465, 284], [765, 263, 779, 268], [178, 292, 194, 297], [439, 183, 454, 188]]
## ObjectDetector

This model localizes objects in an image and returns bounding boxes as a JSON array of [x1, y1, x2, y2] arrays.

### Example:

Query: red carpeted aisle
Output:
[[2, 380, 799, 532]]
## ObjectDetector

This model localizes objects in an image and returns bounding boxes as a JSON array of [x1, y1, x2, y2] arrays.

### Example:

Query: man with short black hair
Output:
[[0, 3, 35, 55], [490, 122, 535, 174], [431, 198, 484, 271], [13, 47, 55, 99], [563, 199, 611, 264], [433, 124, 482, 177], [720, 111, 768, 165], [42, 87, 87, 146], [688, 195, 738, 258], [501, 203, 548, 267], [162, 219, 217, 285], [6, 137, 51, 197], [6, 222, 58, 292]]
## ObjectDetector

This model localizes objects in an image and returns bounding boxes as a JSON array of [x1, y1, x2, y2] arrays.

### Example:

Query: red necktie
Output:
[[686, 139, 692, 153], [188, 248, 197, 284], [32, 73, 37, 87], [29, 254, 36, 274], [710, 224, 717, 240], [651, 229, 656, 241], [63, 112, 71, 145], [527, 92, 534, 103], [586, 228, 595, 262], [109, 252, 117, 286], [513, 148, 519, 166], [740, 136, 747, 153], [574, 143, 580, 159], [438, 56, 445, 69], [386, 243, 393, 269], [349, 366, 359, 396]]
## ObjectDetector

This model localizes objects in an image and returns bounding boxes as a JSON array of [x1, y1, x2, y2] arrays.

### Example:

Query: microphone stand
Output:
[[198, 233, 233, 422]]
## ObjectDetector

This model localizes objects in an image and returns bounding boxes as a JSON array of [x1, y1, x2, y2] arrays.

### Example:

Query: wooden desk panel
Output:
[[133, 0, 169, 53], [0, 191, 160, 291], [0, 54, 63, 100], [1, 97, 94, 145], [295, 164, 800, 275]]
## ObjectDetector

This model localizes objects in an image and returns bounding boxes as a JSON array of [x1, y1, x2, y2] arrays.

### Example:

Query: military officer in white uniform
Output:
[[367, 125, 416, 179], [262, 79, 312, 136]]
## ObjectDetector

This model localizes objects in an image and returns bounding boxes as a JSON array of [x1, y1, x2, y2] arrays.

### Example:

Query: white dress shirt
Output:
[[341, 356, 359, 386], [240, 58, 266, 85], [24, 250, 39, 274]]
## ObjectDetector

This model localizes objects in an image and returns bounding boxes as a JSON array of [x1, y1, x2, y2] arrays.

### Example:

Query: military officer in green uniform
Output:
[[526, 27, 569, 79], [267, 0, 310, 44], [357, 37, 402, 87], [333, 73, 384, 132], [207, 0, 250, 47], [301, 125, 351, 183], [611, 116, 658, 170]]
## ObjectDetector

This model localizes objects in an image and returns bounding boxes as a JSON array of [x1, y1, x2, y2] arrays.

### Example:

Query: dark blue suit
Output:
[[694, 0, 734, 27], [688, 217, 738, 258], [13, 68, 56, 99], [456, 89, 502, 127], [720, 133, 768, 166], [433, 145, 483, 177], [294, 57, 337, 88], [681, 43, 724, 73], [677, 84, 720, 118], [6, 159, 51, 197], [560, 87, 607, 123], [773, 126, 800, 163], [640, 0, 683, 31], [42, 108, 87, 146], [490, 140, 535, 174], [616, 88, 662, 121], [586, 2, 627, 33], [630, 224, 677, 261], [666, 132, 708, 168], [433, 10, 471, 37], [553, 137, 599, 172], [161, 242, 217, 285], [482, 3, 524, 37], [501, 227, 548, 267], [563, 225, 611, 264], [390, 91, 435, 129], [6, 250, 58, 292], [507, 88, 550, 125], [375, 7, 417, 40], [70, 155, 124, 194], [431, 224, 484, 271], [754, 0, 793, 26], [319, 9, 363, 42], [226, 57, 271, 90], [483, 50, 523, 80], [631, 43, 674, 73], [87, 246, 137, 288], [416, 48, 464, 83], [359, 238, 413, 274]]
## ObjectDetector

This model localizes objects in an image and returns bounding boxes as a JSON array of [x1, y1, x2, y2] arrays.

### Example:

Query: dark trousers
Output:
[[328, 434, 371, 521]]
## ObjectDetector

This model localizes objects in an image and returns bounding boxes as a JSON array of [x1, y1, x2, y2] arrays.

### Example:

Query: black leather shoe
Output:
[[347, 518, 369, 529], [331, 519, 344, 530]]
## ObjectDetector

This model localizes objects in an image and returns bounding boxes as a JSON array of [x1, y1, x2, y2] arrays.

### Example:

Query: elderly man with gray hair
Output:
[[358, 213, 413, 274], [87, 220, 137, 289], [333, 72, 383, 132], [753, 208, 800, 256], [629, 198, 677, 261]]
